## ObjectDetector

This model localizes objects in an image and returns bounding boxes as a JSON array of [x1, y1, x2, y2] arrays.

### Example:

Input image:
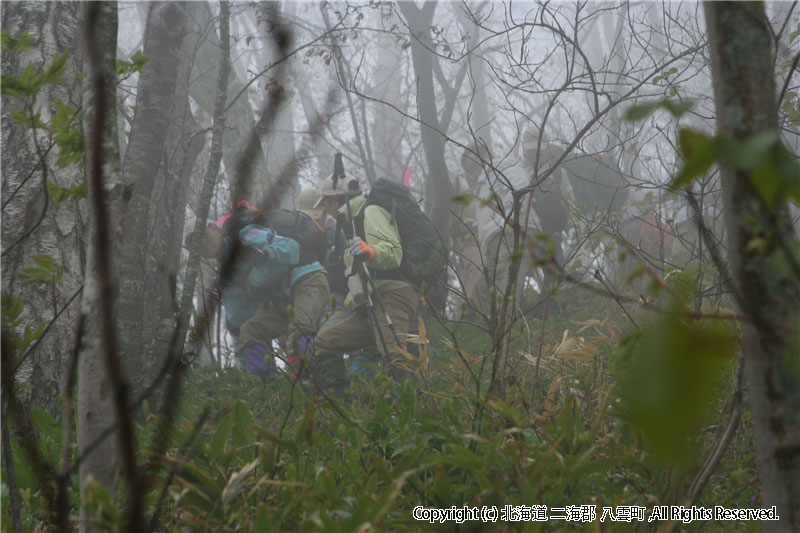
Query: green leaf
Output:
[[618, 294, 735, 463], [661, 99, 692, 117], [45, 180, 87, 203], [716, 131, 779, 170], [42, 49, 69, 86], [295, 402, 317, 447], [625, 101, 661, 121], [1, 291, 25, 330], [19, 254, 63, 287], [254, 506, 271, 531], [231, 401, 254, 450], [1, 30, 34, 53], [0, 73, 33, 97], [209, 411, 234, 460], [672, 129, 716, 189], [116, 49, 148, 78], [51, 98, 85, 168], [30, 406, 57, 434], [625, 98, 693, 121], [790, 22, 800, 44]]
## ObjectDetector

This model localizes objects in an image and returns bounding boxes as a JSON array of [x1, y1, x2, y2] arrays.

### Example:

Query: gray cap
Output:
[[320, 176, 346, 197], [319, 175, 360, 198], [297, 188, 325, 220], [521, 127, 547, 152]]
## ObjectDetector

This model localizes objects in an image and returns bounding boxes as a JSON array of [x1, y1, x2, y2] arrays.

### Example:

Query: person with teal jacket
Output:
[[201, 192, 329, 382], [238, 190, 329, 382]]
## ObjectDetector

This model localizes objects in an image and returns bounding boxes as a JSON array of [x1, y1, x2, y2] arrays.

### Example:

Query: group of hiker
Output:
[[197, 131, 638, 394], [198, 156, 444, 396], [456, 128, 629, 317]]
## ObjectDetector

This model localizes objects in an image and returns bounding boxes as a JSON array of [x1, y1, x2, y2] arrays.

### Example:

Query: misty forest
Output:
[[2, 1, 800, 531]]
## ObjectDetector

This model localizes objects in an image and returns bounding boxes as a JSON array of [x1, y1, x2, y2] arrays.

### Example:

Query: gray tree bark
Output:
[[116, 2, 186, 390], [77, 2, 125, 531], [0, 1, 85, 414], [398, 2, 455, 239], [141, 3, 208, 379], [705, 3, 800, 530]]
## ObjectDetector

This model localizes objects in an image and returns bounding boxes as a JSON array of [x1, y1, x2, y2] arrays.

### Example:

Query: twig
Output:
[[2, 397, 22, 533], [1, 284, 83, 389], [56, 313, 84, 532]]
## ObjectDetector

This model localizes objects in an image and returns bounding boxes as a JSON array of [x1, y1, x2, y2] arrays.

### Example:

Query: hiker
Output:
[[318, 174, 391, 379], [194, 201, 268, 367], [237, 189, 330, 382], [463, 144, 537, 318], [200, 193, 329, 382], [311, 176, 422, 395], [523, 129, 629, 298], [317, 175, 353, 306]]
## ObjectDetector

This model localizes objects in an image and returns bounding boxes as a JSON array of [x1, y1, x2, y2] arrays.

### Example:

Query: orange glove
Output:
[[350, 237, 376, 261]]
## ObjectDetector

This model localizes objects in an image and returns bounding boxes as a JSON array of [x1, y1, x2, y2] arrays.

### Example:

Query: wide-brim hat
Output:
[[298, 188, 326, 219]]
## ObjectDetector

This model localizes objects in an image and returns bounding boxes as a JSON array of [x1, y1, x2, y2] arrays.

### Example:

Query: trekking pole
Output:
[[332, 153, 398, 358]]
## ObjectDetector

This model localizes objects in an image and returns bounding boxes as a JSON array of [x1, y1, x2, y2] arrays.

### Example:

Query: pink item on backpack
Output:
[[213, 200, 256, 228]]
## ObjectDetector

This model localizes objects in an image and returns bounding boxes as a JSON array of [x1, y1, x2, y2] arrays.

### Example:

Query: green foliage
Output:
[[1, 29, 34, 54], [45, 180, 88, 203], [19, 254, 64, 288], [82, 475, 122, 530], [672, 129, 800, 206], [116, 49, 148, 79], [617, 295, 735, 462], [625, 99, 800, 208], [1, 274, 756, 531], [2, 37, 85, 169], [50, 98, 85, 168], [780, 91, 800, 126], [0, 49, 69, 98], [651, 66, 678, 85], [624, 98, 694, 121], [1, 291, 46, 355]]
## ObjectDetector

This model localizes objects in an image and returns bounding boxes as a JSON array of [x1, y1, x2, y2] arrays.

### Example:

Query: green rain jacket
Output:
[[339, 195, 413, 310]]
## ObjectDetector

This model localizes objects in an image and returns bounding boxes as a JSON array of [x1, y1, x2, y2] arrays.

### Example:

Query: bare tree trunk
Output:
[[0, 1, 85, 414], [116, 2, 186, 391], [398, 2, 455, 239], [177, 1, 231, 365], [370, 32, 405, 180], [705, 3, 800, 530], [77, 3, 124, 531], [142, 4, 208, 380], [186, 1, 265, 209]]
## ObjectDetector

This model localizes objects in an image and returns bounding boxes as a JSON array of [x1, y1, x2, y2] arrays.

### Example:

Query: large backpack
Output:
[[221, 206, 326, 269], [357, 177, 449, 291], [263, 209, 326, 267]]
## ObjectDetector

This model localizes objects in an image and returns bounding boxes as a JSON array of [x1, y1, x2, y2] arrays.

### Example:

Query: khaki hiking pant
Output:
[[312, 285, 418, 391], [239, 270, 330, 353]]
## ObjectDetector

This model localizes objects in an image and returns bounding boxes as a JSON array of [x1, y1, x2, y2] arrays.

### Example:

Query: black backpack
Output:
[[356, 177, 449, 291], [222, 206, 326, 268]]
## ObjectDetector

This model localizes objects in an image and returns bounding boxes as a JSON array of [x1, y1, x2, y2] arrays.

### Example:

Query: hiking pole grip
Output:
[[333, 152, 344, 190]]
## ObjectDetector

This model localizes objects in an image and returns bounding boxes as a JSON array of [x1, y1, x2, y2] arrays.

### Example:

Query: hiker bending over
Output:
[[202, 192, 329, 382]]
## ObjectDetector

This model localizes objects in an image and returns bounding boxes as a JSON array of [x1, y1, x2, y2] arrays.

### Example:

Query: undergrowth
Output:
[[2, 287, 759, 532]]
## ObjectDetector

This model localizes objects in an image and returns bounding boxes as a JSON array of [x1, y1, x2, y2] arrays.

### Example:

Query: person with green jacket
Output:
[[311, 191, 419, 395]]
